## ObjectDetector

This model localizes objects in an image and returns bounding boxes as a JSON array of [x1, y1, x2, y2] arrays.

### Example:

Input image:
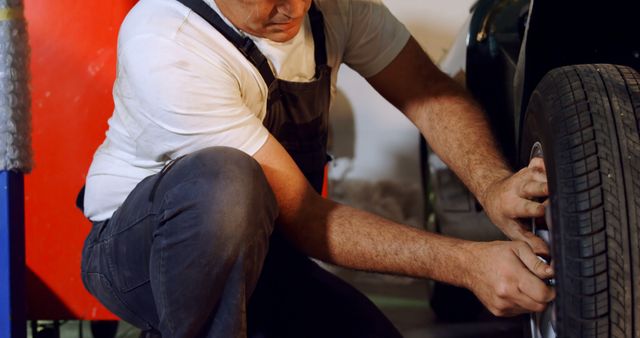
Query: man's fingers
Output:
[[511, 244, 556, 308], [513, 243, 554, 280], [528, 157, 546, 172], [499, 222, 549, 256], [520, 181, 548, 198], [512, 199, 545, 218], [485, 299, 521, 317], [529, 169, 548, 183], [518, 271, 556, 304], [513, 288, 551, 313], [523, 231, 551, 256], [522, 159, 547, 183]]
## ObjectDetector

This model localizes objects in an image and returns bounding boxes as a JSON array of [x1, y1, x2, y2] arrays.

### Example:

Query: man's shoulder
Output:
[[118, 0, 190, 45], [315, 0, 393, 39], [315, 0, 348, 20], [117, 0, 238, 66], [315, 0, 385, 18]]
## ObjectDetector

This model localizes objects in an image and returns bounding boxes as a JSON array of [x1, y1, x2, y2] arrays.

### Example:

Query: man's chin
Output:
[[264, 23, 302, 42]]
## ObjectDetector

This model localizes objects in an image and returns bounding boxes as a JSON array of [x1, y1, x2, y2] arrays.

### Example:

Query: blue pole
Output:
[[0, 1, 30, 335], [0, 170, 26, 338]]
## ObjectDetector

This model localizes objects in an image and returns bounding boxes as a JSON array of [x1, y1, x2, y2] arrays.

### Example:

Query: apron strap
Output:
[[308, 2, 328, 72]]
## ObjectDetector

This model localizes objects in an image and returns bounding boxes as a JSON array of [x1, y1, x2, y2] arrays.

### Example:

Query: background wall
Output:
[[328, 0, 476, 226], [329, 0, 476, 182]]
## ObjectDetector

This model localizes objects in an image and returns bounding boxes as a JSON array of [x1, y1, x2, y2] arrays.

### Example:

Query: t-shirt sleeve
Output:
[[117, 34, 269, 162], [341, 0, 411, 78]]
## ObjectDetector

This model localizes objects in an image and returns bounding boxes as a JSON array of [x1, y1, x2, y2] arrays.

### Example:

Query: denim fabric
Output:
[[81, 147, 401, 338]]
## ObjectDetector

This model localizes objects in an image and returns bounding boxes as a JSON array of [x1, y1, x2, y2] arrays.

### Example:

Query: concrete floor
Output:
[[335, 267, 526, 338]]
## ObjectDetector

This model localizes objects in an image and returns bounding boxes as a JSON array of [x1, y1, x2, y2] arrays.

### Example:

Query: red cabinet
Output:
[[24, 1, 136, 320]]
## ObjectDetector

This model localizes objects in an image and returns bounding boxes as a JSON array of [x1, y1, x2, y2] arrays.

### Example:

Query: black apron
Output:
[[177, 0, 331, 193]]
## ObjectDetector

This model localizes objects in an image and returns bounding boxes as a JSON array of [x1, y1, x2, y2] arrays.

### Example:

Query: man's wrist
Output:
[[458, 241, 481, 289], [436, 239, 479, 289], [476, 168, 512, 209]]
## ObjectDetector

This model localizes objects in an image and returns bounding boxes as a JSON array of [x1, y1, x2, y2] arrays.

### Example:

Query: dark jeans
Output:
[[81, 147, 401, 338]]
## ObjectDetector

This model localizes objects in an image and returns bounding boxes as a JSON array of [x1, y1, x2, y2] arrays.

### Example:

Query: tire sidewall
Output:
[[519, 76, 564, 337]]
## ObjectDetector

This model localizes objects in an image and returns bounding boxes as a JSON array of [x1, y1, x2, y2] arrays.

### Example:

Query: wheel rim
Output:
[[529, 142, 557, 338]]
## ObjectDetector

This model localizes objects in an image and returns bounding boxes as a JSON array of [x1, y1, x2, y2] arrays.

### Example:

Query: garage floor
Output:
[[330, 266, 525, 338]]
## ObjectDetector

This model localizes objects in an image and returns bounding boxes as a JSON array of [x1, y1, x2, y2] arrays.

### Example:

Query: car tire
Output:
[[520, 64, 640, 338]]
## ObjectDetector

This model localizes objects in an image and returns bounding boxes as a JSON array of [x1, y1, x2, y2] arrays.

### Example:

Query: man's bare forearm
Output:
[[366, 37, 550, 253], [279, 192, 555, 317], [253, 136, 475, 285], [279, 194, 475, 288], [367, 37, 512, 207], [408, 75, 512, 206]]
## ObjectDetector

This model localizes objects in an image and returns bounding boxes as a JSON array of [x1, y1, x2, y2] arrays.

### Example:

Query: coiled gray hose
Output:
[[0, 0, 31, 172]]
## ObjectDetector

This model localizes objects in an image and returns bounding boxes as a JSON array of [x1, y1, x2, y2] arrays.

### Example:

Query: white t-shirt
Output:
[[84, 0, 410, 221]]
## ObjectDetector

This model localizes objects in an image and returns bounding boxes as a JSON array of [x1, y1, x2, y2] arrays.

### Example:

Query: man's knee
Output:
[[162, 147, 278, 245], [188, 146, 276, 208]]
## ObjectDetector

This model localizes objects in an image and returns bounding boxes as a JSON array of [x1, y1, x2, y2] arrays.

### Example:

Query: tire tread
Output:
[[521, 64, 640, 337]]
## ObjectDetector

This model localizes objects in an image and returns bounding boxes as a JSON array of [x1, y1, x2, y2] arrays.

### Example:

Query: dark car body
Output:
[[426, 0, 640, 240], [467, 0, 639, 167]]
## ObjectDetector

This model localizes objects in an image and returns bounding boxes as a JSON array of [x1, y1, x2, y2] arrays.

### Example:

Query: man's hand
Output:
[[481, 158, 549, 255], [463, 240, 555, 316]]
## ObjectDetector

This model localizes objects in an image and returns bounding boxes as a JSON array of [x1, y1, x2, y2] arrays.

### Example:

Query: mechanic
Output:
[[80, 0, 555, 337]]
